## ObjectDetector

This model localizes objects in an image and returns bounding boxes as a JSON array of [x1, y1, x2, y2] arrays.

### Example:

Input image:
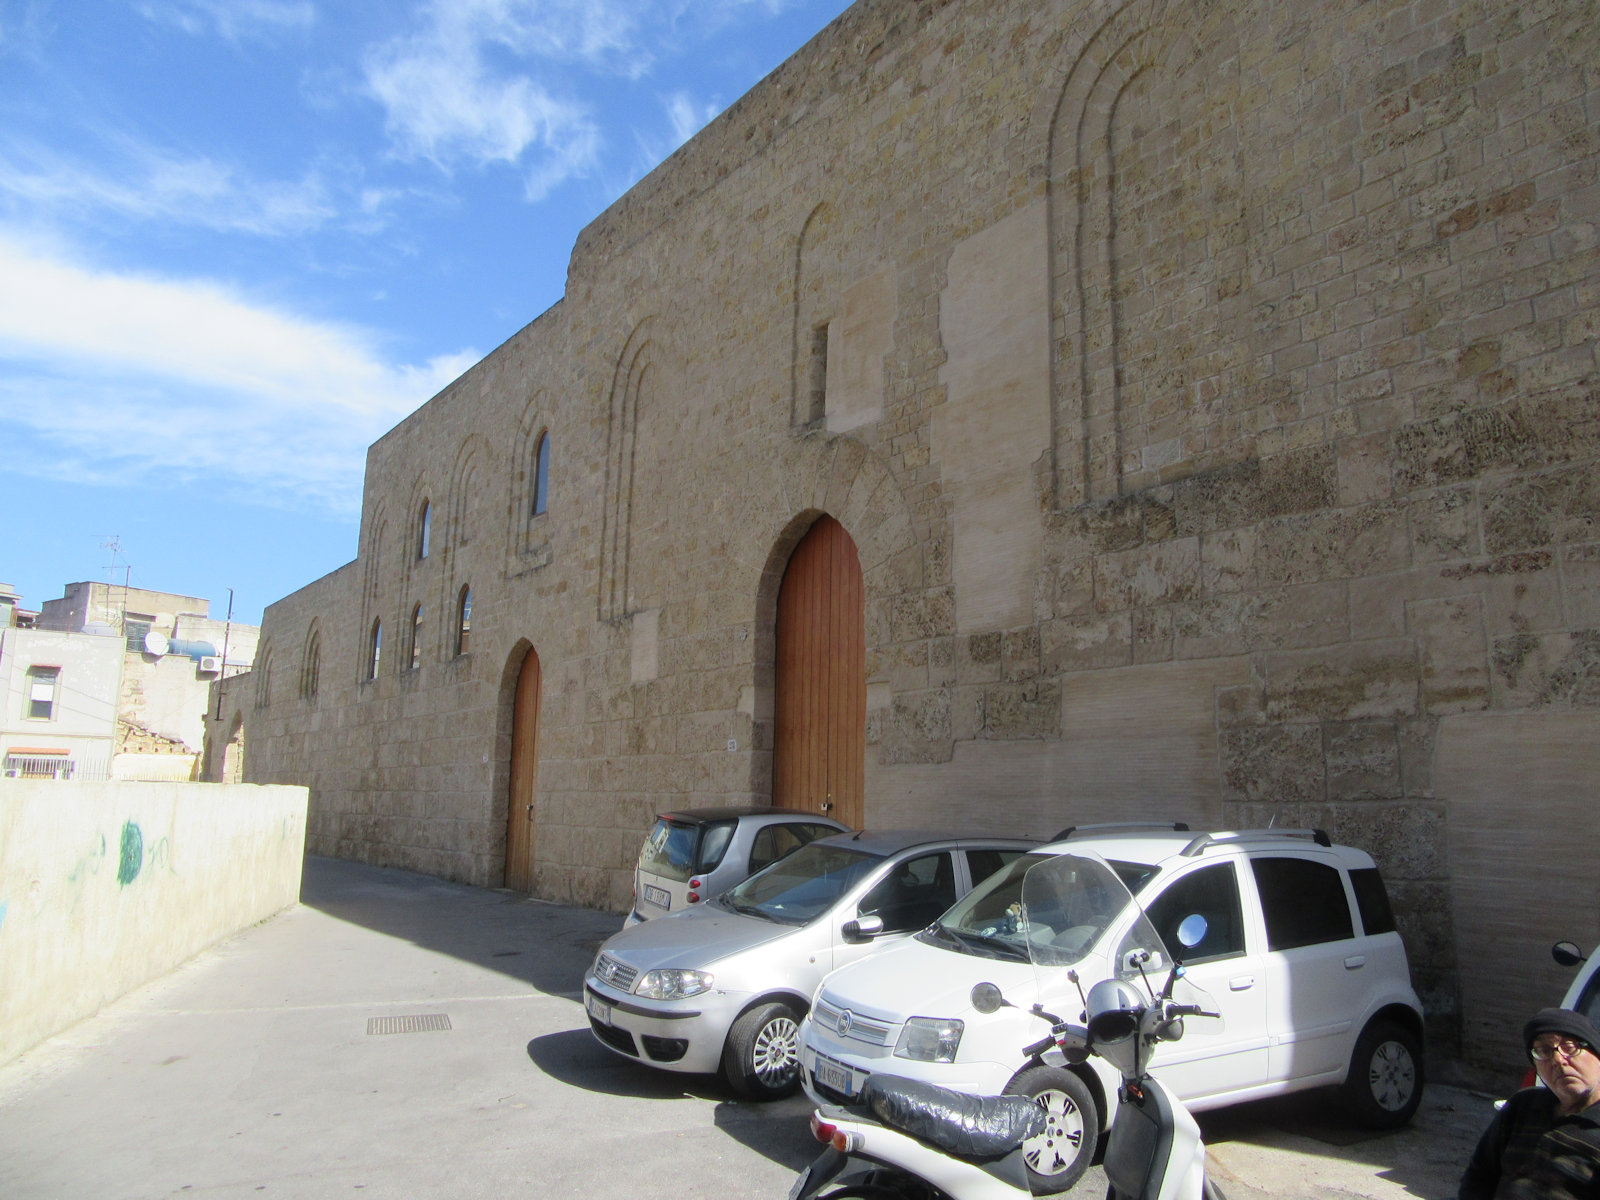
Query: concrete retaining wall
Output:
[[0, 780, 308, 1065]]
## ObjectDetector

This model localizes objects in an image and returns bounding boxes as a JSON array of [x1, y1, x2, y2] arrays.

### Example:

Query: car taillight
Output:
[[688, 877, 701, 903], [810, 1113, 835, 1144]]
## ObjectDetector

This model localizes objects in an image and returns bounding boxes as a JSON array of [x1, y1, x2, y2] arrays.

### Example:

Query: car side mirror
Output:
[[842, 914, 885, 943]]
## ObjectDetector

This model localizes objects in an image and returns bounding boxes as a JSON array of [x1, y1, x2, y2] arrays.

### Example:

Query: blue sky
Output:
[[0, 0, 852, 626]]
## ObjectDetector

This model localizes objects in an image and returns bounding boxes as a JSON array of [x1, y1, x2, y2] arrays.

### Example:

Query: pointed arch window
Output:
[[255, 651, 272, 709], [417, 500, 432, 560], [301, 632, 321, 701], [455, 586, 473, 656], [532, 432, 550, 516], [367, 618, 382, 681], [409, 604, 423, 669]]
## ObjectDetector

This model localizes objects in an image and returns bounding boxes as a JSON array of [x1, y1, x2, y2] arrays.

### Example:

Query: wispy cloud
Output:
[[361, 0, 675, 194], [134, 0, 315, 42], [0, 235, 474, 512], [0, 137, 338, 237]]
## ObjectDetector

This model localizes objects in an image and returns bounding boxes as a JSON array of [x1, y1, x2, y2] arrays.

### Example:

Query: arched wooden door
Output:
[[773, 515, 865, 828], [505, 648, 542, 892]]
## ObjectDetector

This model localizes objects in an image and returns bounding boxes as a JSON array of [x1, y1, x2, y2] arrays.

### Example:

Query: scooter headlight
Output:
[[894, 1017, 964, 1062]]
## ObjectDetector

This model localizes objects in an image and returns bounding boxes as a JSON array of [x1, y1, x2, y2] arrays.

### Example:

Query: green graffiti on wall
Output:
[[118, 822, 144, 887]]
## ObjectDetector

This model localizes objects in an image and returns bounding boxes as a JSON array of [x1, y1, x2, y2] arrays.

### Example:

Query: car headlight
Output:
[[894, 1017, 964, 1063], [634, 969, 714, 1000]]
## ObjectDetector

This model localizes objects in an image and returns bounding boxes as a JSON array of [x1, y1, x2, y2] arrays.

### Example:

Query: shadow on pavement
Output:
[[298, 854, 622, 1000], [526, 1029, 729, 1100], [525, 1029, 819, 1171], [1197, 1085, 1484, 1199]]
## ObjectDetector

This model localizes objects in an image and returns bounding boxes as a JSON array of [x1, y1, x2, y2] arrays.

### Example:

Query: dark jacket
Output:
[[1459, 1087, 1600, 1200]]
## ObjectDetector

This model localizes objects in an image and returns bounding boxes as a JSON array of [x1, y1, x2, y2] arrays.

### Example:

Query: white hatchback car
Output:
[[799, 826, 1425, 1194], [584, 830, 1035, 1098]]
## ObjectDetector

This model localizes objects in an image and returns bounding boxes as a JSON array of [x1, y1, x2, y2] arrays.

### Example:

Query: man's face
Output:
[[1532, 1035, 1600, 1111]]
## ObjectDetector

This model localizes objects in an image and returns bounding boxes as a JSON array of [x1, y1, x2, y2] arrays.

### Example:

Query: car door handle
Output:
[[1228, 975, 1255, 991], [1344, 955, 1366, 970]]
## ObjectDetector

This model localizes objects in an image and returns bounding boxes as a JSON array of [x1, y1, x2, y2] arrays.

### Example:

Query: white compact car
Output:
[[799, 825, 1425, 1194], [584, 829, 1035, 1099]]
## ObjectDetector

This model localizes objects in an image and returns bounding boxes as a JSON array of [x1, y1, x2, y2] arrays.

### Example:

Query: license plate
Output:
[[643, 884, 671, 908], [585, 991, 612, 1025], [813, 1052, 860, 1097]]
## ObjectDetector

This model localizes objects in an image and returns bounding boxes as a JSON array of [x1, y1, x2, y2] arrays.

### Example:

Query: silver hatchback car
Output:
[[585, 829, 1036, 1098], [627, 806, 849, 924]]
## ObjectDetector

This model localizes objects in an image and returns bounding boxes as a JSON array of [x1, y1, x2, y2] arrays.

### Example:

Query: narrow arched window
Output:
[[302, 633, 321, 700], [409, 603, 423, 669], [256, 652, 272, 709], [367, 618, 382, 680], [532, 432, 550, 516], [455, 585, 472, 656], [418, 500, 432, 559]]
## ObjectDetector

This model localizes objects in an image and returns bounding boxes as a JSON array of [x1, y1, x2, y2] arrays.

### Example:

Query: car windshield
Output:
[[715, 841, 884, 925], [919, 852, 1157, 962]]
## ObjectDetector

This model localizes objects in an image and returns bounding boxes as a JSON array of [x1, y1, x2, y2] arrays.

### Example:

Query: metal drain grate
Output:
[[367, 1013, 452, 1036]]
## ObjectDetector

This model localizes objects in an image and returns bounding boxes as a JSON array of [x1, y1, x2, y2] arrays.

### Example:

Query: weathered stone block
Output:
[[1407, 594, 1490, 714], [1483, 463, 1600, 556], [1265, 640, 1420, 722], [1219, 723, 1325, 804], [980, 679, 1060, 740], [1325, 721, 1404, 800], [1491, 629, 1600, 708]]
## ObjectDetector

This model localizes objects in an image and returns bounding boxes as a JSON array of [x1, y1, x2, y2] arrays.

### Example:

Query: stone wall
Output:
[[240, 0, 1599, 1075]]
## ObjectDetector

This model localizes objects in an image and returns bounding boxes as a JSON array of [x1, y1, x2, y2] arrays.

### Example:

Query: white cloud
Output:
[[0, 139, 337, 237], [361, 0, 659, 189], [134, 0, 315, 42], [0, 235, 474, 512], [664, 92, 722, 149]]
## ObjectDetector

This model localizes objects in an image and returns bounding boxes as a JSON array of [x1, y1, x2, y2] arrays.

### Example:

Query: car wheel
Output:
[[722, 1001, 802, 1100], [1002, 1065, 1097, 1194], [1342, 1018, 1423, 1128]]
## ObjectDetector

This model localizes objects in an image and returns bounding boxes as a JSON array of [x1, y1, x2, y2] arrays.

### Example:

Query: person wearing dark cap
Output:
[[1459, 1007, 1600, 1199]]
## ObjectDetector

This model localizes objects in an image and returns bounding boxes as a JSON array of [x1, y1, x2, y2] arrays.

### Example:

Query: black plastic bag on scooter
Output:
[[860, 1074, 1048, 1159]]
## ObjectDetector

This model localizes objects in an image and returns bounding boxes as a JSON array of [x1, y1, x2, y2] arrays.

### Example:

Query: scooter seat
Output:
[[860, 1074, 1047, 1160]]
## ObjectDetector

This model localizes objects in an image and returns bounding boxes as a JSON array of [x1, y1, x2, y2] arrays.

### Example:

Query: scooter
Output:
[[787, 852, 1227, 1200]]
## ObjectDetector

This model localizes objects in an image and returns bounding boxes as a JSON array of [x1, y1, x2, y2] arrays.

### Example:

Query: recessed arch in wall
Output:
[[498, 640, 542, 892]]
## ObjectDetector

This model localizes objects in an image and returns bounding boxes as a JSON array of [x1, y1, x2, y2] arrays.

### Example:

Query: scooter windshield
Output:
[[1020, 852, 1158, 969]]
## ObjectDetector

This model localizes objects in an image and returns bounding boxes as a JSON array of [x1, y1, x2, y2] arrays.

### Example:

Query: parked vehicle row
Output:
[[583, 813, 1428, 1194]]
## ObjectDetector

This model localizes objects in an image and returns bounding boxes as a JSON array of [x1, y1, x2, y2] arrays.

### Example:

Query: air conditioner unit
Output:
[[198, 656, 221, 674]]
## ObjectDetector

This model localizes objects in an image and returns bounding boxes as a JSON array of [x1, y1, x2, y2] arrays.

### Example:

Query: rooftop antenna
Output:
[[97, 535, 131, 633]]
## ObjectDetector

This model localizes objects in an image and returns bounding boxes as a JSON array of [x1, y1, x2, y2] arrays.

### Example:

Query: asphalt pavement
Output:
[[0, 855, 1489, 1200]]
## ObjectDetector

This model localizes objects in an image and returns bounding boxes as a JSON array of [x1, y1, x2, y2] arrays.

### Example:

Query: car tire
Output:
[[1342, 1018, 1423, 1129], [722, 1001, 802, 1100], [1002, 1065, 1097, 1194]]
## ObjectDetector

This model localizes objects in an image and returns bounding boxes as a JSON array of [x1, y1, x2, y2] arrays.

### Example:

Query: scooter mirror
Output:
[[1554, 940, 1585, 968], [1176, 913, 1209, 950], [1122, 947, 1165, 974], [970, 982, 1006, 1014]]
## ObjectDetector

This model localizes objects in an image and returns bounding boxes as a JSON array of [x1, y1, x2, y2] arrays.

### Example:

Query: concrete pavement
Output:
[[0, 855, 1489, 1199]]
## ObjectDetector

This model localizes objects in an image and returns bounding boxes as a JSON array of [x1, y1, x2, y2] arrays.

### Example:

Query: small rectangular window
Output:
[[1251, 857, 1355, 950], [1349, 867, 1397, 935], [26, 666, 60, 720]]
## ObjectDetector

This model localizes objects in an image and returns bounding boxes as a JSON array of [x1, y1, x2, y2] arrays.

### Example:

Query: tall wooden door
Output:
[[774, 515, 865, 828], [505, 648, 542, 892]]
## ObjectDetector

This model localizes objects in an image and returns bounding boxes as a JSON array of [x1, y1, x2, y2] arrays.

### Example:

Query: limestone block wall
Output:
[[243, 0, 1599, 1075], [0, 780, 308, 1065]]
